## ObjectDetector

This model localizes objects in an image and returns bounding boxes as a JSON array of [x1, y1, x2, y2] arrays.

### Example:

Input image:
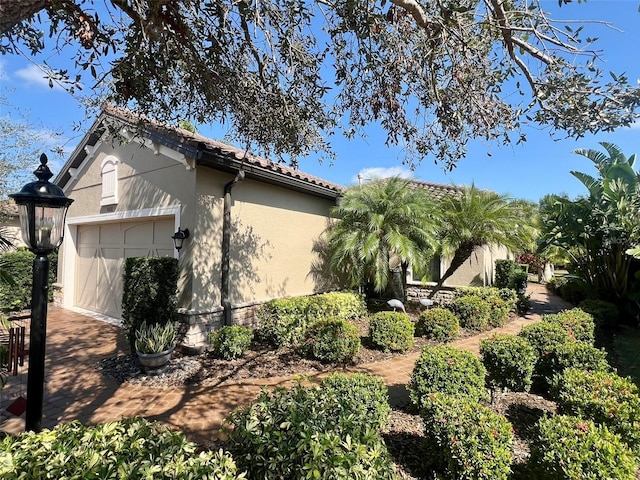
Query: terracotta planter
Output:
[[136, 344, 176, 374]]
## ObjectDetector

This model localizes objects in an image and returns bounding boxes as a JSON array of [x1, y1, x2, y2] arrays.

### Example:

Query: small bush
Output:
[[451, 295, 491, 331], [408, 345, 487, 409], [0, 249, 57, 312], [121, 257, 179, 352], [516, 293, 531, 315], [559, 278, 587, 305], [299, 318, 360, 363], [319, 372, 391, 430], [0, 417, 244, 479], [552, 368, 640, 457], [420, 393, 514, 480], [210, 325, 254, 360], [578, 299, 620, 328], [223, 382, 397, 480], [307, 291, 367, 321], [546, 276, 568, 295], [537, 341, 610, 385], [486, 296, 511, 327], [518, 322, 572, 357], [369, 311, 414, 352], [495, 259, 527, 295], [255, 296, 310, 347], [415, 307, 460, 342], [480, 334, 536, 393], [529, 414, 636, 480], [543, 308, 595, 344]]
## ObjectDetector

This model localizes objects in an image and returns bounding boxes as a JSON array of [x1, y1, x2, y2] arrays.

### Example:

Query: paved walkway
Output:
[[0, 282, 572, 447]]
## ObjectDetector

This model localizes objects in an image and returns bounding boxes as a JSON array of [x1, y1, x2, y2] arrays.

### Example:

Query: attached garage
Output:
[[66, 216, 177, 319]]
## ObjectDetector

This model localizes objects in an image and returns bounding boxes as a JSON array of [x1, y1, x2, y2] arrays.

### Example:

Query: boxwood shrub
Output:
[[518, 322, 572, 357], [543, 308, 595, 344], [420, 393, 514, 480], [319, 372, 391, 430], [222, 381, 397, 480], [255, 296, 310, 347], [369, 311, 414, 352], [210, 325, 253, 360], [529, 414, 637, 480], [552, 368, 640, 458], [307, 291, 367, 321], [0, 417, 244, 479], [298, 318, 360, 363], [454, 286, 517, 313], [408, 345, 487, 409], [415, 307, 460, 342], [480, 334, 536, 393], [450, 295, 491, 331]]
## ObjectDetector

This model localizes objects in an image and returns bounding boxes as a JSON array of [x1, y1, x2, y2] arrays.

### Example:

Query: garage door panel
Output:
[[75, 219, 175, 318]]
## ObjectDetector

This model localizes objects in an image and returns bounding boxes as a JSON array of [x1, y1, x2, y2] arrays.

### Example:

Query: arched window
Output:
[[100, 156, 119, 206]]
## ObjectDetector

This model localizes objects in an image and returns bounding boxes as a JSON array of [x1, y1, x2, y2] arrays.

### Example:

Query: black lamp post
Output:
[[9, 153, 73, 432]]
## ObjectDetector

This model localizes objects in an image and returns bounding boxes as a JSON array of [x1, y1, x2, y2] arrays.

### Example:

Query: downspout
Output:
[[221, 170, 245, 326]]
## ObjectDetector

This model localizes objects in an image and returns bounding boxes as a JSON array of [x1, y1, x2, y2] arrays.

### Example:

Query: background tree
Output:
[[325, 176, 439, 301], [428, 185, 534, 298], [539, 143, 640, 305], [1, 1, 639, 167]]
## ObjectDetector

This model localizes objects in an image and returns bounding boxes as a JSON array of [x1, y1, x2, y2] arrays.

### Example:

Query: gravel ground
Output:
[[95, 312, 562, 479]]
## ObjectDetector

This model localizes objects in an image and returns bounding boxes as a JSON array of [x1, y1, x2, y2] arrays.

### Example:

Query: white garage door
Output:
[[75, 219, 175, 318]]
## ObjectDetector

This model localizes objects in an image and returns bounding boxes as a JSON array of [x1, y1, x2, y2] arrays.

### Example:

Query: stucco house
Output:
[[52, 106, 511, 348]]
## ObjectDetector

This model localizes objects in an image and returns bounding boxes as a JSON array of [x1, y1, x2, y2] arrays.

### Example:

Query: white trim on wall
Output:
[[61, 205, 182, 312]]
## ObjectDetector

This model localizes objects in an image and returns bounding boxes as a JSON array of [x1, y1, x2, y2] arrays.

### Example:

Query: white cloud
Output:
[[14, 64, 62, 90], [351, 166, 413, 185]]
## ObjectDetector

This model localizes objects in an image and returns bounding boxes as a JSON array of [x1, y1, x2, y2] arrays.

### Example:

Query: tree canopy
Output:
[[2, 1, 639, 167]]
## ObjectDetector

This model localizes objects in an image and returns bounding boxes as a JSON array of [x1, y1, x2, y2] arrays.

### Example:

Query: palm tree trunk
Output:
[[428, 243, 477, 299]]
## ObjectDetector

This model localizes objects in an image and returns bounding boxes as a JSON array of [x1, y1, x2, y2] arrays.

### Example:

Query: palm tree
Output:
[[325, 176, 440, 301], [428, 184, 534, 298]]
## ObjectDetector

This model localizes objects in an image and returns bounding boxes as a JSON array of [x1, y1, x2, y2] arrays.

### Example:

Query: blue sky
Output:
[[1, 0, 639, 202]]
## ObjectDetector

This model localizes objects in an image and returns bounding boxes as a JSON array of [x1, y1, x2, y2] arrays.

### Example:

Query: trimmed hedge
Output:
[[495, 259, 527, 295], [408, 345, 487, 409], [454, 286, 517, 312], [369, 311, 414, 352], [210, 325, 253, 360], [0, 417, 244, 479], [537, 341, 610, 385], [415, 307, 460, 342], [0, 248, 58, 312], [121, 257, 179, 352], [578, 299, 620, 328], [298, 318, 360, 363], [307, 291, 367, 321], [552, 368, 640, 458], [420, 393, 514, 480], [530, 414, 637, 480], [222, 380, 397, 480], [450, 295, 490, 331], [518, 322, 572, 357], [480, 334, 536, 393]]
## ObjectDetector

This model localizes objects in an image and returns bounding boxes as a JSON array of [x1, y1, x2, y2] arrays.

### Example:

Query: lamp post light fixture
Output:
[[9, 153, 73, 432], [171, 227, 189, 252]]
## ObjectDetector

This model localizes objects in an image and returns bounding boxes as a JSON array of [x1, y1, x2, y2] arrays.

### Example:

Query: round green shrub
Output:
[[486, 296, 510, 327], [480, 334, 536, 393], [255, 296, 310, 347], [210, 325, 254, 360], [530, 414, 636, 480], [559, 278, 587, 305], [319, 372, 391, 430], [408, 345, 487, 409], [451, 295, 491, 331], [0, 418, 244, 479], [223, 382, 397, 480], [307, 291, 367, 321], [415, 307, 460, 342], [299, 318, 360, 363], [578, 299, 620, 328], [552, 368, 640, 458], [420, 393, 514, 480], [369, 311, 414, 352], [537, 341, 610, 386], [543, 308, 595, 344], [518, 322, 572, 357]]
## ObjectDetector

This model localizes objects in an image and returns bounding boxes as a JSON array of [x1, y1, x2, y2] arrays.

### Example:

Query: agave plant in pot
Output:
[[135, 321, 177, 374]]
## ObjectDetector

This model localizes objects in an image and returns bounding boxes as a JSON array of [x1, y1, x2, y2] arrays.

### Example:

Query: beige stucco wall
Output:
[[191, 168, 336, 314], [439, 244, 511, 287]]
